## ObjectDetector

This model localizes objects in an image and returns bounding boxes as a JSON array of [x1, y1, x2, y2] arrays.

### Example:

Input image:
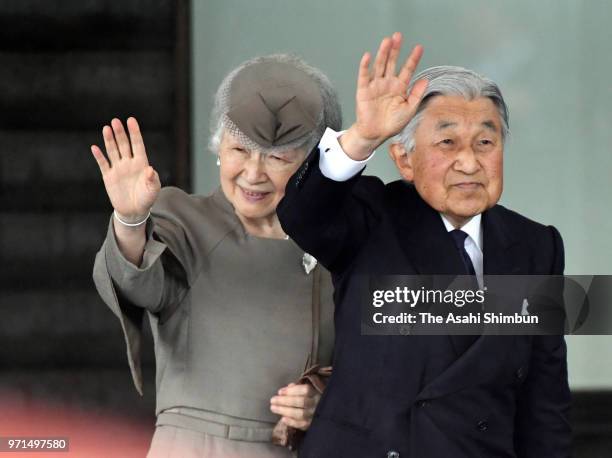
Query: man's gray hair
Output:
[[393, 66, 509, 151], [208, 54, 342, 154]]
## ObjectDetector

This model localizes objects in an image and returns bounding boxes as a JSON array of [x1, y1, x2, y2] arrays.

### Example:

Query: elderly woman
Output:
[[91, 54, 340, 457]]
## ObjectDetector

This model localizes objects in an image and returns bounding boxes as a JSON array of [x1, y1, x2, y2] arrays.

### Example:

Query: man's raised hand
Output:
[[340, 32, 428, 161]]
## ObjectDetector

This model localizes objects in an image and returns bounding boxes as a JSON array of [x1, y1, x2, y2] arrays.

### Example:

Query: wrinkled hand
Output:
[[270, 383, 321, 431], [91, 117, 160, 222], [341, 32, 428, 160]]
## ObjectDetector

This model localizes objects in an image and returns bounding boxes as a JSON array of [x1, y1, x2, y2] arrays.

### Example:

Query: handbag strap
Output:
[[307, 264, 321, 369]]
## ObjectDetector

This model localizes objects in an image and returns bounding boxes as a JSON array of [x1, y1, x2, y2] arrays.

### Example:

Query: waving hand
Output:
[[341, 32, 428, 160], [91, 117, 160, 222]]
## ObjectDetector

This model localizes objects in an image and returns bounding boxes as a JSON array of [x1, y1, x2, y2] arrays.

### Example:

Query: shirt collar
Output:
[[440, 213, 483, 252]]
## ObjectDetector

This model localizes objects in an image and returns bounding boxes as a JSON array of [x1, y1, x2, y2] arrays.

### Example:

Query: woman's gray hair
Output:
[[392, 66, 509, 151], [208, 54, 342, 154]]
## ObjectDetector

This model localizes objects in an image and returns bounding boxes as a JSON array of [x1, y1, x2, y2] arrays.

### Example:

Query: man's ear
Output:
[[388, 143, 414, 181]]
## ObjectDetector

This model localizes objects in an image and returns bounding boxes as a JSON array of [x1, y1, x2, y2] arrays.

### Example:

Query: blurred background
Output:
[[1, 0, 610, 456]]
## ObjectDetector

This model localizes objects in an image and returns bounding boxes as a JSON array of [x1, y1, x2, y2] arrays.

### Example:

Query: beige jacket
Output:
[[93, 187, 334, 423]]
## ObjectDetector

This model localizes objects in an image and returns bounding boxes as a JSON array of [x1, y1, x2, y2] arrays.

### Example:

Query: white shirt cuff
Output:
[[318, 127, 376, 182]]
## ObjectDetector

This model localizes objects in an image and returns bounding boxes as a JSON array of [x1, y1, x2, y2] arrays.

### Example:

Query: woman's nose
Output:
[[242, 153, 266, 182]]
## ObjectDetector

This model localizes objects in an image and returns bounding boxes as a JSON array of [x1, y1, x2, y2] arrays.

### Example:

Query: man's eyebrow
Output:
[[434, 119, 500, 132], [435, 120, 457, 130], [481, 120, 499, 132]]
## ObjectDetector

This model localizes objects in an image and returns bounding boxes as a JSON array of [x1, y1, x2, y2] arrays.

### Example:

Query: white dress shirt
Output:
[[317, 127, 374, 181]]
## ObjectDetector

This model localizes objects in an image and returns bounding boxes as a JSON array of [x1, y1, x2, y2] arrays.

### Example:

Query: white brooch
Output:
[[302, 253, 317, 275]]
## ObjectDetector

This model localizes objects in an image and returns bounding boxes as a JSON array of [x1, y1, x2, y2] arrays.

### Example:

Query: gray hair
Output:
[[392, 65, 509, 151], [208, 54, 342, 154]]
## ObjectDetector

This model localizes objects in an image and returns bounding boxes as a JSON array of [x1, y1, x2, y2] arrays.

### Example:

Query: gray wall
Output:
[[191, 0, 612, 389]]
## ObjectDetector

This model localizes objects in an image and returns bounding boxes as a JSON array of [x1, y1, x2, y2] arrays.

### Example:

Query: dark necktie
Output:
[[449, 229, 476, 276], [449, 229, 482, 346]]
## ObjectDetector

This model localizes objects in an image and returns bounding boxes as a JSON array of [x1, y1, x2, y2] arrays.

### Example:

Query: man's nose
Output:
[[454, 147, 480, 174]]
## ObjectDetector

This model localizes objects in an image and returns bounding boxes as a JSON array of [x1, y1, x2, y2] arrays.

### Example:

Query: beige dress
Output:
[[93, 187, 335, 457]]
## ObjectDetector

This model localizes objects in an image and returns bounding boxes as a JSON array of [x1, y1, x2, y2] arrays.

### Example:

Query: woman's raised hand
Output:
[[91, 117, 160, 222], [340, 32, 428, 160]]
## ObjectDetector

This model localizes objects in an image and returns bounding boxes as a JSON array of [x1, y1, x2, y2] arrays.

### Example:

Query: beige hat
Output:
[[226, 61, 323, 149]]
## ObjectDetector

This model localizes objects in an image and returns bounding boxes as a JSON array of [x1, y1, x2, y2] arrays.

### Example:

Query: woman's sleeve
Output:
[[92, 187, 200, 394], [96, 191, 197, 315], [98, 217, 169, 312]]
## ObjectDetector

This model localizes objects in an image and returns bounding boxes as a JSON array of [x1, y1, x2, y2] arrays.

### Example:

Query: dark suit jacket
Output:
[[277, 149, 571, 458]]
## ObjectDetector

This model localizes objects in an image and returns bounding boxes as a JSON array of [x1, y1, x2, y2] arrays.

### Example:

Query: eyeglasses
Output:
[[221, 147, 305, 172]]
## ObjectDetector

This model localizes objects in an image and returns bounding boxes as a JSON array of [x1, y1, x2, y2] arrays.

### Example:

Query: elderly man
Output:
[[278, 33, 571, 458]]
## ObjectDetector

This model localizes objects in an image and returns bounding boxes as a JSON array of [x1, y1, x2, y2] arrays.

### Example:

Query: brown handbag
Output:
[[271, 264, 332, 451]]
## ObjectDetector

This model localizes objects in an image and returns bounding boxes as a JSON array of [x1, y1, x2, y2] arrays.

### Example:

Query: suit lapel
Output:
[[414, 207, 528, 400], [482, 208, 522, 275], [401, 214, 477, 358], [392, 187, 483, 357], [392, 186, 466, 277]]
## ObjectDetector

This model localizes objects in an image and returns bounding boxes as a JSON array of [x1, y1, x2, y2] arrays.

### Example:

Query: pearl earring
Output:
[[216, 156, 221, 166]]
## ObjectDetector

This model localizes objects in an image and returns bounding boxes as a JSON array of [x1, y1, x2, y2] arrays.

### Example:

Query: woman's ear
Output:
[[388, 143, 414, 181]]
